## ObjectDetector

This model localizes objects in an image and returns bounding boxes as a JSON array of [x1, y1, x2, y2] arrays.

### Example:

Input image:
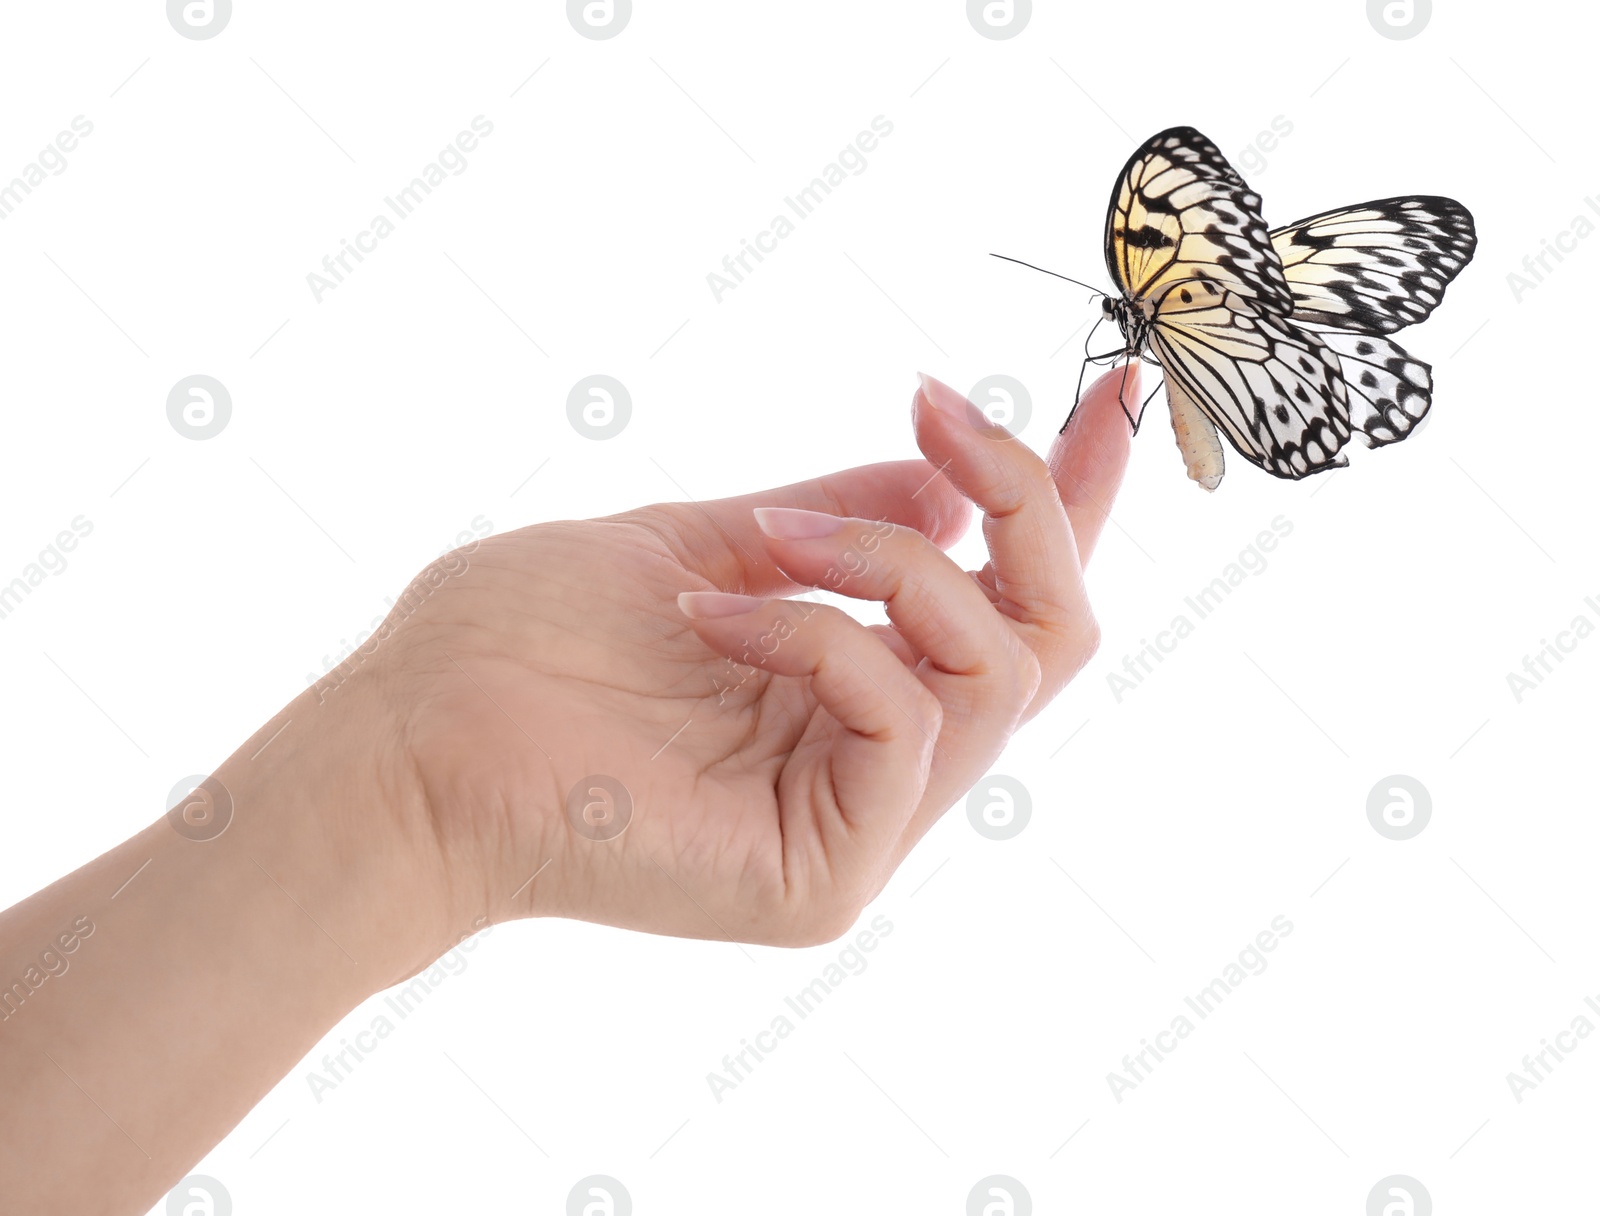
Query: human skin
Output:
[[0, 366, 1136, 1214]]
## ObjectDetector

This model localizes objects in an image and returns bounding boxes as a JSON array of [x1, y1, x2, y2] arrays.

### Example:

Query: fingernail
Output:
[[753, 507, 846, 540], [918, 372, 993, 431], [678, 591, 768, 619]]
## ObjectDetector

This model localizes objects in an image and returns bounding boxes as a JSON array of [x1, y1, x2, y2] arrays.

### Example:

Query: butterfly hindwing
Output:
[[1270, 196, 1477, 334], [1104, 126, 1295, 315], [1149, 285, 1352, 479], [1314, 330, 1433, 447]]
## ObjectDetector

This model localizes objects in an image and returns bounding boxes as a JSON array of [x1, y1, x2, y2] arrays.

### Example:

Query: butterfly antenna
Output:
[[989, 253, 1107, 297]]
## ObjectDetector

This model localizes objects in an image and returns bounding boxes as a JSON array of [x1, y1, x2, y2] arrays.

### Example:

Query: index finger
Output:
[[1048, 362, 1139, 566]]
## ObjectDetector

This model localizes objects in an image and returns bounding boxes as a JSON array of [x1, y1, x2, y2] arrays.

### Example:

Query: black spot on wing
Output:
[[1310, 328, 1435, 447], [1124, 225, 1177, 250]]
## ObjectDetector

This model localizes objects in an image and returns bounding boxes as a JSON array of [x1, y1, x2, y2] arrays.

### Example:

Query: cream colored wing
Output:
[[1104, 126, 1294, 314]]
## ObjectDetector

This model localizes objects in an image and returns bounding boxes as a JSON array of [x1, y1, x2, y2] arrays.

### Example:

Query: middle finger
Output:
[[911, 373, 1102, 701]]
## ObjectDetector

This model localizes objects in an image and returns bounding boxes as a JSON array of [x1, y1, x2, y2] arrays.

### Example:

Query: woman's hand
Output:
[[0, 367, 1135, 1214], [365, 365, 1137, 959]]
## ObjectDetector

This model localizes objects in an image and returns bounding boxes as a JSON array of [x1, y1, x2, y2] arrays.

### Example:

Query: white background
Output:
[[0, 1, 1592, 1212]]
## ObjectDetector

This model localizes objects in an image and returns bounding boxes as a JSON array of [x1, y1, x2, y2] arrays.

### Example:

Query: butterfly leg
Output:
[[1109, 359, 1166, 434], [1116, 360, 1140, 432], [1061, 347, 1131, 434], [1127, 375, 1164, 433]]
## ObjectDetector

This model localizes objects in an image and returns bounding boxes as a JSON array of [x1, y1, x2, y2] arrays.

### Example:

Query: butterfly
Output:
[[1041, 126, 1477, 490]]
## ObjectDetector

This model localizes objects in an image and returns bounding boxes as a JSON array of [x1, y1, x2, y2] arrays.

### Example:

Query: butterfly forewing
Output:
[[1270, 195, 1477, 334], [1104, 126, 1295, 314]]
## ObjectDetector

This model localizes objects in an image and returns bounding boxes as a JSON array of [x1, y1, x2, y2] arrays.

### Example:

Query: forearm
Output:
[[0, 688, 446, 1215]]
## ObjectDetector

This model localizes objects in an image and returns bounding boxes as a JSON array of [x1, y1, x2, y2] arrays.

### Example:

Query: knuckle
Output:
[[1066, 615, 1102, 672], [815, 481, 855, 524], [888, 519, 939, 561], [991, 459, 1060, 518], [911, 684, 944, 737], [1038, 611, 1101, 677], [1022, 456, 1062, 505], [986, 471, 1031, 518], [793, 900, 863, 947], [618, 503, 692, 550], [621, 502, 679, 530], [1079, 614, 1103, 660], [1010, 645, 1044, 704]]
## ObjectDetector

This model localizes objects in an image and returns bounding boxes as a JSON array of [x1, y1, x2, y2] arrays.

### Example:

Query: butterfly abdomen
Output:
[[1165, 377, 1225, 492]]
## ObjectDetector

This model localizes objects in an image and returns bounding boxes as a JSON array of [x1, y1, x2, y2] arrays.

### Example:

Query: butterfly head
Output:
[[1101, 295, 1147, 358]]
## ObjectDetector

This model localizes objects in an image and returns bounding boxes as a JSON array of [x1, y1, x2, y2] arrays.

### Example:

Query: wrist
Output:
[[0, 681, 462, 1212], [211, 681, 462, 996]]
